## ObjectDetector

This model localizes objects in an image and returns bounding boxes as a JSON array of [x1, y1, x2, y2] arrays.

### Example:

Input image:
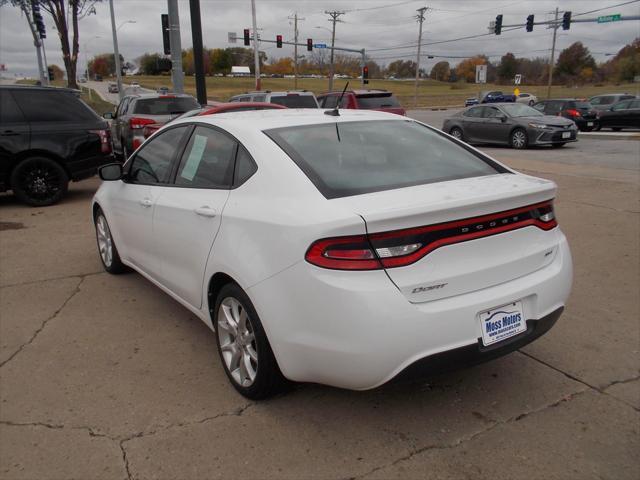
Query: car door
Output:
[[0, 90, 30, 190], [477, 105, 511, 144], [109, 125, 190, 279], [461, 106, 486, 142], [152, 124, 237, 307]]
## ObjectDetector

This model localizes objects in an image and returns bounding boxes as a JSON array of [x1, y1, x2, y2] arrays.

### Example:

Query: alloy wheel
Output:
[[217, 297, 258, 387], [18, 161, 62, 203], [511, 130, 527, 149], [450, 128, 463, 140], [96, 215, 113, 267]]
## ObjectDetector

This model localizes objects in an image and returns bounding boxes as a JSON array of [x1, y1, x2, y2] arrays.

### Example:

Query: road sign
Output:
[[313, 43, 327, 49], [514, 87, 520, 97], [475, 64, 487, 84], [597, 14, 621, 23], [514, 74, 522, 85], [228, 32, 237, 43]]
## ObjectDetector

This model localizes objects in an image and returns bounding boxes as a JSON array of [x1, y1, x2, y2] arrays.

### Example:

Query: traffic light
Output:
[[276, 35, 282, 48], [161, 14, 170, 54], [494, 14, 503, 35], [307, 38, 313, 51], [32, 0, 46, 39], [243, 29, 251, 46], [362, 65, 369, 85], [526, 14, 534, 32], [562, 11, 571, 30], [47, 67, 54, 81]]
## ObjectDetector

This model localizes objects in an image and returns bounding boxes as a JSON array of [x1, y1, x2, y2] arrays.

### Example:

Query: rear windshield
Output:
[[133, 97, 200, 115], [265, 120, 506, 199], [270, 95, 318, 108], [356, 94, 400, 109]]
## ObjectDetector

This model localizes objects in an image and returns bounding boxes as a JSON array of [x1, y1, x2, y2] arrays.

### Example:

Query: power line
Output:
[[573, 0, 640, 17], [344, 0, 420, 13]]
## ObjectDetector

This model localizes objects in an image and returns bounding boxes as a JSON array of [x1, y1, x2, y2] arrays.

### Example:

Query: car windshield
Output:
[[592, 96, 615, 105], [265, 120, 506, 199], [500, 104, 543, 117], [270, 95, 317, 108], [133, 96, 200, 115], [574, 102, 592, 109], [356, 94, 401, 108]]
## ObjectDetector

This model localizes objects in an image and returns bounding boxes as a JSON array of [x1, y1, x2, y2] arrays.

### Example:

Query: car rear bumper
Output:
[[248, 231, 573, 390]]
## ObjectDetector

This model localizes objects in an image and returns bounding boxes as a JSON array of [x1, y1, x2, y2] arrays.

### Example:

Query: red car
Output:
[[142, 102, 287, 138], [317, 89, 406, 116]]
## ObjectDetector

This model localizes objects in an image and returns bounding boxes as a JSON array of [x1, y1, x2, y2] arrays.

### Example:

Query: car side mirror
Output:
[[103, 112, 114, 120], [99, 163, 123, 181]]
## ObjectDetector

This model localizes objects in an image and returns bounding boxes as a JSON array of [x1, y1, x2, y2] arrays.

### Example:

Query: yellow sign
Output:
[[514, 87, 520, 97]]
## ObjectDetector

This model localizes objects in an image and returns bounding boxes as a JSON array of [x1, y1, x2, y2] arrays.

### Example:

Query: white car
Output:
[[92, 109, 573, 399], [516, 93, 538, 106]]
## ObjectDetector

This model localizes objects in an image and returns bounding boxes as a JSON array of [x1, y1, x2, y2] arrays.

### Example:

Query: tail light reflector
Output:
[[565, 109, 580, 117], [129, 117, 156, 129], [306, 201, 557, 270], [89, 129, 112, 154]]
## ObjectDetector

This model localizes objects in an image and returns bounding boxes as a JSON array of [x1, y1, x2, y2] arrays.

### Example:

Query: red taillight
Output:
[[565, 109, 580, 117], [89, 129, 112, 154], [143, 124, 160, 138], [129, 117, 156, 129], [132, 137, 143, 150], [306, 201, 557, 271]]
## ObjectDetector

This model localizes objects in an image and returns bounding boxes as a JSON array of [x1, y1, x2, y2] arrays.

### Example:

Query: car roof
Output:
[[127, 93, 195, 100], [172, 108, 404, 132], [0, 84, 79, 94], [204, 101, 287, 111]]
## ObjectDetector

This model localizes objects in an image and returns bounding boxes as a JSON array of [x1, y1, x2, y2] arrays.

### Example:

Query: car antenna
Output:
[[325, 82, 349, 116]]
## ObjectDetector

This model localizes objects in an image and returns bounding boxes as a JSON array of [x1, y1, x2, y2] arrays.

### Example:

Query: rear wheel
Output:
[[510, 128, 528, 149], [528, 100, 534, 106], [10, 156, 69, 206], [449, 127, 464, 141], [214, 283, 287, 399]]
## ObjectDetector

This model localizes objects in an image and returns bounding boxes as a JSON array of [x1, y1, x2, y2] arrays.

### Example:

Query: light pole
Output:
[[109, 0, 129, 100]]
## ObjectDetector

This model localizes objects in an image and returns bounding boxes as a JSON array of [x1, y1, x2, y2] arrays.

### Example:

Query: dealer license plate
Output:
[[562, 131, 571, 139], [479, 301, 526, 347]]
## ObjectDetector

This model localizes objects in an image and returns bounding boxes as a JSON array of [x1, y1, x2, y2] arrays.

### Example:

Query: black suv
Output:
[[532, 99, 598, 132], [0, 85, 113, 206]]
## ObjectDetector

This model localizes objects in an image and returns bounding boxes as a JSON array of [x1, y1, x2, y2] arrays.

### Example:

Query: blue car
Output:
[[481, 91, 516, 103]]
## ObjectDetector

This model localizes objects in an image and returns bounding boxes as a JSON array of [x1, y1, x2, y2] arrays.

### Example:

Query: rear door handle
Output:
[[139, 198, 153, 208], [194, 206, 217, 218]]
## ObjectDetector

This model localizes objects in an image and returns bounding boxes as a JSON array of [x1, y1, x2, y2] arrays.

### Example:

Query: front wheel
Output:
[[10, 156, 69, 206], [528, 100, 535, 106], [214, 283, 287, 399], [94, 208, 127, 274], [449, 127, 464, 141], [510, 128, 528, 149]]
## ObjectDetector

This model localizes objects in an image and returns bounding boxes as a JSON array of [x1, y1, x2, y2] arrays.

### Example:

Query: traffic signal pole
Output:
[[189, 0, 207, 105], [251, 0, 261, 91], [546, 7, 559, 99]]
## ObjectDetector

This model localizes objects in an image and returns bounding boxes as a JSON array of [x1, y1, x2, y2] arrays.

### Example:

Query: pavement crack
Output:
[[353, 389, 589, 480], [0, 270, 104, 289], [0, 275, 86, 369], [119, 441, 133, 480], [0, 420, 110, 438]]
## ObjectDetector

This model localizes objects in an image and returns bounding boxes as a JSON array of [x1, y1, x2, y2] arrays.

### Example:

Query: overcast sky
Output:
[[1, 0, 638, 77]]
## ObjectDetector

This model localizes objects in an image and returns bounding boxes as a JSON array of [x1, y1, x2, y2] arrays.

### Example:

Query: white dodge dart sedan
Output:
[[92, 109, 573, 399]]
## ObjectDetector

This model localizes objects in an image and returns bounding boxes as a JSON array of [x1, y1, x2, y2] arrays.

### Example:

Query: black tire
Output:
[[10, 156, 69, 206], [552, 143, 566, 148], [94, 207, 128, 274], [510, 128, 528, 149], [214, 283, 287, 400], [594, 124, 602, 131], [449, 127, 464, 141], [528, 100, 534, 106]]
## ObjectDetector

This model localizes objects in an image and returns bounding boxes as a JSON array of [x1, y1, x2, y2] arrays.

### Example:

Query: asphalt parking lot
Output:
[[1, 132, 638, 479]]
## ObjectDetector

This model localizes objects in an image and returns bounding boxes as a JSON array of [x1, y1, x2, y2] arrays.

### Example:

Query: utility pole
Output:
[[189, 0, 207, 104], [41, 38, 49, 85], [167, 0, 184, 93], [288, 12, 304, 90], [251, 0, 261, 90], [414, 6, 427, 107], [325, 10, 344, 91], [546, 7, 559, 99], [109, 0, 124, 100]]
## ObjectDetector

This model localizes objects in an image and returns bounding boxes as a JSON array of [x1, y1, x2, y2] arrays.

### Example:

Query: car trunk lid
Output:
[[331, 173, 560, 302]]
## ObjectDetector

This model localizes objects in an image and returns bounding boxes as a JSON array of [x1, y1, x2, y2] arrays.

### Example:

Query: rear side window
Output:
[[356, 94, 400, 109], [128, 126, 187, 184], [270, 95, 318, 108], [265, 120, 506, 199], [0, 90, 26, 123], [175, 126, 236, 188], [133, 96, 199, 115], [463, 106, 483, 117], [234, 145, 258, 186], [12, 90, 98, 122], [594, 96, 616, 106]]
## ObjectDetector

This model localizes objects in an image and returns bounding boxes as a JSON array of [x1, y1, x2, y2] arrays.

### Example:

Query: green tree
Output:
[[386, 60, 417, 78], [210, 48, 232, 74], [497, 53, 518, 84], [430, 61, 450, 81], [554, 42, 596, 84]]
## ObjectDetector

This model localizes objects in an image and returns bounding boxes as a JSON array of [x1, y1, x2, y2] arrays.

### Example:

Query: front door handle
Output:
[[139, 198, 153, 208], [194, 206, 217, 218]]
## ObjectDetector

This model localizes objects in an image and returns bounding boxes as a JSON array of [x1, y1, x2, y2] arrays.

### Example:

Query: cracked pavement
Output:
[[1, 135, 638, 479]]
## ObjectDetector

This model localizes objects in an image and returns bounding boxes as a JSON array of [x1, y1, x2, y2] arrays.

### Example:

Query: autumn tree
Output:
[[88, 53, 124, 77], [387, 60, 417, 78], [455, 55, 490, 83], [600, 38, 640, 82], [430, 61, 450, 81], [554, 42, 596, 84], [47, 64, 64, 80], [264, 57, 294, 75]]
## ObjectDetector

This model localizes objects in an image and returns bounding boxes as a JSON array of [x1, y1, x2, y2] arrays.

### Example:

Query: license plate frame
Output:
[[562, 131, 571, 139], [479, 301, 526, 347], [587, 121, 594, 127]]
